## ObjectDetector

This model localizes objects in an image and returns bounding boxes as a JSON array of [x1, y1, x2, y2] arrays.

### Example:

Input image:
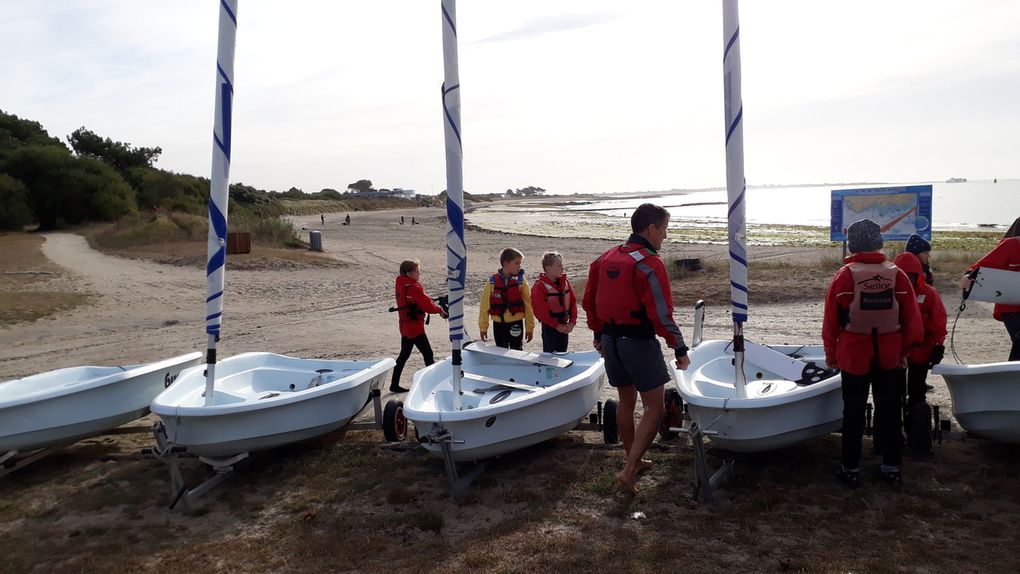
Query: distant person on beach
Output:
[[401, 216, 405, 225], [960, 216, 1020, 361], [321, 214, 325, 225], [390, 260, 447, 393], [892, 249, 946, 449], [345, 214, 351, 226], [478, 248, 534, 349], [412, 217, 418, 225], [582, 203, 690, 494], [823, 219, 922, 488], [531, 251, 577, 353], [905, 234, 934, 285]]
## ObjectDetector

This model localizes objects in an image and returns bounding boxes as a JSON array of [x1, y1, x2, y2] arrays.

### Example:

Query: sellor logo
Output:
[[857, 273, 894, 310]]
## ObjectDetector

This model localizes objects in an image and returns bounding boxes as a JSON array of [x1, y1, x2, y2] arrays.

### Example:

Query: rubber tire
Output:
[[603, 399, 620, 444], [659, 388, 683, 439], [383, 399, 407, 442]]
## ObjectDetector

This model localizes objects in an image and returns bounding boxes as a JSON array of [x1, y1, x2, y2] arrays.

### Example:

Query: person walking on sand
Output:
[[321, 213, 325, 225], [823, 219, 922, 488], [401, 215, 405, 225], [345, 213, 351, 226], [478, 248, 534, 349], [531, 251, 577, 353], [582, 203, 690, 494], [390, 260, 447, 393], [960, 216, 1020, 361]]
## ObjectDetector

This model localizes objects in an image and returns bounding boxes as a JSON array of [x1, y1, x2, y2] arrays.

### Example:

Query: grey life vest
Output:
[[846, 260, 901, 335]]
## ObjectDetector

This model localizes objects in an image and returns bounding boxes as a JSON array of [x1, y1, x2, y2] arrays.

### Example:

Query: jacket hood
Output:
[[845, 252, 887, 265], [395, 274, 418, 288], [894, 252, 925, 289]]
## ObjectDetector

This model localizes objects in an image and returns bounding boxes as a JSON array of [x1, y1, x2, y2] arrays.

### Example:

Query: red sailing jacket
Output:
[[967, 236, 1020, 321], [582, 236, 686, 350], [394, 274, 444, 338], [531, 272, 577, 328], [823, 251, 923, 375], [894, 252, 948, 364]]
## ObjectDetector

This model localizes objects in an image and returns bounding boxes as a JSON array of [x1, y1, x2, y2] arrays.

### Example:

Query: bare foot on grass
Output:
[[638, 459, 654, 474], [616, 470, 637, 494]]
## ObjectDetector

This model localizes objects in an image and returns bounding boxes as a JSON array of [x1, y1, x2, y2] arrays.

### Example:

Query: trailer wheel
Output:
[[383, 399, 407, 442], [659, 388, 684, 439], [603, 399, 620, 444]]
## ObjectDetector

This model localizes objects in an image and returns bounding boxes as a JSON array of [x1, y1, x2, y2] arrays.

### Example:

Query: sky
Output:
[[3, 1, 1019, 196]]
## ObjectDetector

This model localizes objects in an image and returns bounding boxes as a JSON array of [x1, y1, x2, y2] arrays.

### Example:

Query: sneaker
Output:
[[836, 466, 862, 488], [389, 385, 409, 393], [877, 466, 904, 488]]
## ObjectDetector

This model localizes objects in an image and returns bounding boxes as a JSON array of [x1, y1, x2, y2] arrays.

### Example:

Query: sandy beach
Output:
[[1, 206, 1018, 573]]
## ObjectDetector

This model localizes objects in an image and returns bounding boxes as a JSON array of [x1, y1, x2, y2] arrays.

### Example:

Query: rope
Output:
[[949, 296, 967, 365]]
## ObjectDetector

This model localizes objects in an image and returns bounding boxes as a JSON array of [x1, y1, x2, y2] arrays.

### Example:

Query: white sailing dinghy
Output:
[[930, 266, 1020, 443], [406, 343, 606, 462], [0, 352, 202, 466], [403, 1, 608, 484], [149, 0, 395, 472], [672, 1, 841, 455]]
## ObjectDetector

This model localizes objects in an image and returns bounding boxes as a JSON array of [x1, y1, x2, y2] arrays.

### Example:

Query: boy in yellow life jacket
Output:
[[478, 247, 535, 349]]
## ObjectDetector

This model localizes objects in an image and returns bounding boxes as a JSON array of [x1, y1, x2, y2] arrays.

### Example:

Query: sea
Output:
[[565, 179, 1019, 232]]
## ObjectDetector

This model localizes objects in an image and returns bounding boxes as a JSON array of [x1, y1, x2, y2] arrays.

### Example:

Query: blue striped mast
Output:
[[204, 0, 238, 406], [723, 0, 749, 398], [441, 0, 467, 410]]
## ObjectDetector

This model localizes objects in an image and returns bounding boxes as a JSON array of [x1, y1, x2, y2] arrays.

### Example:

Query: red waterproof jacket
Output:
[[894, 252, 948, 364], [531, 272, 577, 328], [822, 252, 923, 375], [582, 235, 686, 351], [967, 236, 1020, 321], [394, 274, 444, 338]]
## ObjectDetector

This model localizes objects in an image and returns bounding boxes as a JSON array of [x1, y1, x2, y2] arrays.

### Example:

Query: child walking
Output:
[[391, 260, 447, 393], [478, 248, 534, 349], [531, 251, 577, 352]]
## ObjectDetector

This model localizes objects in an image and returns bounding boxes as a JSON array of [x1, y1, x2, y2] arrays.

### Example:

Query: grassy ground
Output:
[[1, 427, 1017, 573], [0, 233, 89, 324]]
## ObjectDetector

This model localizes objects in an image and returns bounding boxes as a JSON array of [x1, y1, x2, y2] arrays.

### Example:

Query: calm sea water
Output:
[[568, 179, 1019, 231]]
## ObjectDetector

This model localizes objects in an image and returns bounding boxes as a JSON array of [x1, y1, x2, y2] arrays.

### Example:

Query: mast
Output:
[[204, 0, 238, 406], [441, 0, 466, 410], [722, 0, 749, 398]]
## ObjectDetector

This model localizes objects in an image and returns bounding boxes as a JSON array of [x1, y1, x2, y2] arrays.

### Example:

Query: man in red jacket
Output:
[[823, 219, 922, 487], [391, 260, 447, 393], [582, 203, 690, 493], [961, 217, 1020, 361]]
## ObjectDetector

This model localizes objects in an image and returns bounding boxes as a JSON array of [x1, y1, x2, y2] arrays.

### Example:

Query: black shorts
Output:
[[601, 334, 670, 393]]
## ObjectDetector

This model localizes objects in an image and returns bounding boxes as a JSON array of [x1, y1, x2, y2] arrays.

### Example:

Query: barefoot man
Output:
[[582, 203, 690, 493]]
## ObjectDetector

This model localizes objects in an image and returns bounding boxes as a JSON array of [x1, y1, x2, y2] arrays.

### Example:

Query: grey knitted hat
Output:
[[847, 219, 884, 253]]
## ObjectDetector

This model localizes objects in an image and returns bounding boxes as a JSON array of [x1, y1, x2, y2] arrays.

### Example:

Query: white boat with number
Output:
[[404, 343, 606, 462], [932, 361, 1020, 443], [150, 353, 395, 458], [673, 338, 842, 452], [0, 352, 202, 453]]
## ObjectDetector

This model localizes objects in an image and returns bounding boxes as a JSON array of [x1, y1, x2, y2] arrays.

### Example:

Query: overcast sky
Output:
[[3, 1, 1018, 196]]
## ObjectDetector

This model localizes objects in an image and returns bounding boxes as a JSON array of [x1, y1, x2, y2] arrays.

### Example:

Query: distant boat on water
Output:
[[994, 178, 998, 183], [946, 177, 968, 183]]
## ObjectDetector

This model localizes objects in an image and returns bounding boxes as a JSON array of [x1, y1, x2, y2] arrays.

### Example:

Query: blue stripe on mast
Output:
[[723, 26, 740, 62], [725, 107, 742, 145], [220, 0, 237, 25], [441, 4, 457, 36]]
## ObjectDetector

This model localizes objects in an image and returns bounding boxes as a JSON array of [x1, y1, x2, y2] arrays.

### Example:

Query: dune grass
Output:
[[0, 233, 90, 324]]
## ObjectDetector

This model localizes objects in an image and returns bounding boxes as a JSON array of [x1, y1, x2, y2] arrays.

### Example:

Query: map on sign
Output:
[[830, 185, 933, 242]]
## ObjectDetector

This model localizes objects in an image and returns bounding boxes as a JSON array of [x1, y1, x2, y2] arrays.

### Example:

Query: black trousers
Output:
[[391, 334, 435, 388], [1003, 312, 1020, 361], [541, 323, 568, 353], [842, 368, 903, 469], [493, 320, 523, 350]]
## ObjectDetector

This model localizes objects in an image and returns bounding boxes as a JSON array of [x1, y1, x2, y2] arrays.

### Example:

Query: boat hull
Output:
[[404, 347, 606, 462], [0, 352, 203, 453], [933, 362, 1020, 443], [674, 339, 843, 452], [150, 353, 395, 458]]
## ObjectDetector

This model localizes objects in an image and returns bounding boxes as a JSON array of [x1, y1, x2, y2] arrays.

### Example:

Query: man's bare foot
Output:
[[637, 459, 654, 474], [616, 470, 637, 494]]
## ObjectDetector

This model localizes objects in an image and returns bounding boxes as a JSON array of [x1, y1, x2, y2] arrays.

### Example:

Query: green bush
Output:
[[0, 173, 34, 230]]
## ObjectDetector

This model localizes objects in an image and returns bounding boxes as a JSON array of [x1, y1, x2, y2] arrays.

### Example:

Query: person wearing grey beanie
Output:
[[824, 218, 923, 488]]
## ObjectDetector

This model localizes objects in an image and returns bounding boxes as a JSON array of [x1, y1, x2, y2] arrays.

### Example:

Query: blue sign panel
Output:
[[830, 185, 933, 242]]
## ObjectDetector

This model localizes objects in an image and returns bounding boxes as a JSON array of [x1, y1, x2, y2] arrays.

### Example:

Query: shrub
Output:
[[0, 173, 34, 230]]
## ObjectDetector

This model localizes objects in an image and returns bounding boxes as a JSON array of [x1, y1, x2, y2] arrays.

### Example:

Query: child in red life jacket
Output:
[[892, 251, 947, 410], [823, 219, 922, 488], [531, 252, 578, 353], [391, 260, 447, 393], [478, 248, 535, 349]]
